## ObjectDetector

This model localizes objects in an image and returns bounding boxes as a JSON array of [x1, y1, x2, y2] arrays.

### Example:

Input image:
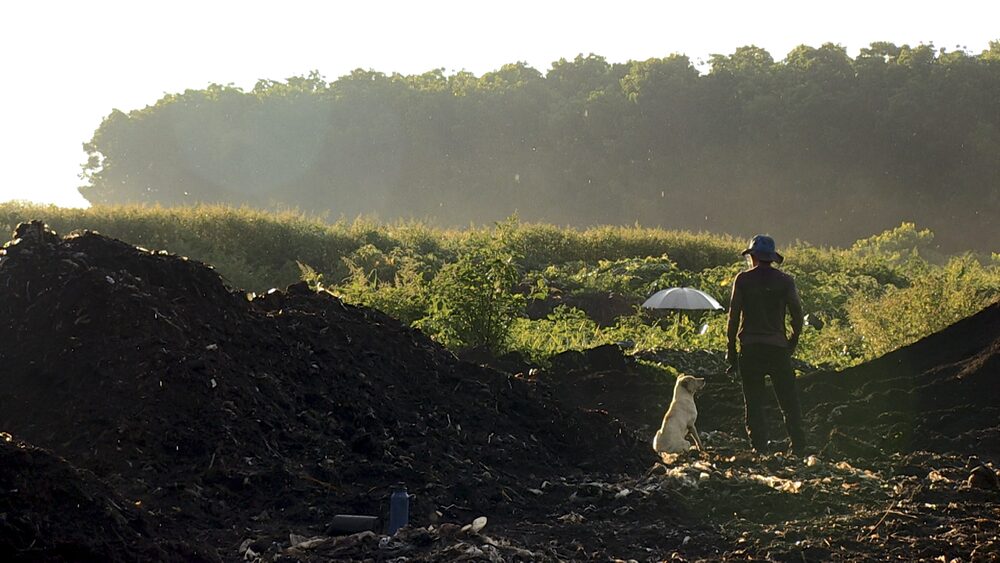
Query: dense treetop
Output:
[[80, 42, 1000, 251]]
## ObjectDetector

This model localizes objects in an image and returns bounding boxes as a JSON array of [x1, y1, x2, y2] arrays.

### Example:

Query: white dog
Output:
[[653, 375, 706, 453]]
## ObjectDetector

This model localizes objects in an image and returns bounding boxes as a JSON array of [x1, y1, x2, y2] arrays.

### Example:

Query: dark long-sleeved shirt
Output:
[[727, 265, 803, 348]]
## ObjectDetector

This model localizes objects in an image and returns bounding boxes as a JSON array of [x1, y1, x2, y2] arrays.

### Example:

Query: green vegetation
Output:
[[3, 203, 997, 370], [78, 43, 1000, 252], [417, 219, 524, 353]]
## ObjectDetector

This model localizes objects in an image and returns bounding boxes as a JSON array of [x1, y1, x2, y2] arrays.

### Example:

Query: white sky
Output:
[[1, 0, 997, 208]]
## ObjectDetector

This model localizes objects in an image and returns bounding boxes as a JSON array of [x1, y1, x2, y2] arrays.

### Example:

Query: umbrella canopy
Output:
[[642, 287, 724, 311]]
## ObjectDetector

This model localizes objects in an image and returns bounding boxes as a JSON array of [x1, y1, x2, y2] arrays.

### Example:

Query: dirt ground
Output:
[[0, 221, 997, 562]]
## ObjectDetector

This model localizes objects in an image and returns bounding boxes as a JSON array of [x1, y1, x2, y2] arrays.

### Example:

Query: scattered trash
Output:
[[325, 514, 381, 535], [288, 532, 327, 549], [968, 465, 1000, 490], [557, 512, 586, 524], [388, 485, 411, 535]]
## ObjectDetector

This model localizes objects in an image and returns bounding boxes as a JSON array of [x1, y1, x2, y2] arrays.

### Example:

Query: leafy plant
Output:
[[418, 220, 524, 353], [847, 255, 999, 358], [509, 306, 605, 362]]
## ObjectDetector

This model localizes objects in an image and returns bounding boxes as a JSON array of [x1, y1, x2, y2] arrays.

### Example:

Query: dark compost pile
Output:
[[1, 221, 997, 561]]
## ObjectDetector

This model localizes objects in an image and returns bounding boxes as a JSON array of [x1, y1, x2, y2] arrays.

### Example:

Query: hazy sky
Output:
[[1, 0, 997, 208]]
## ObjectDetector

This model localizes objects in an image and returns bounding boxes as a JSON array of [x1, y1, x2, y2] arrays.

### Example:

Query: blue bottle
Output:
[[387, 485, 409, 535]]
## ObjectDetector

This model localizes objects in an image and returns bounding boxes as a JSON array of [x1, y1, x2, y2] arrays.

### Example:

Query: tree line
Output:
[[80, 42, 1000, 252]]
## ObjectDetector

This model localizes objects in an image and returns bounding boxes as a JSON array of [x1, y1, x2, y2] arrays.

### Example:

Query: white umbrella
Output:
[[642, 287, 724, 339], [642, 287, 723, 311]]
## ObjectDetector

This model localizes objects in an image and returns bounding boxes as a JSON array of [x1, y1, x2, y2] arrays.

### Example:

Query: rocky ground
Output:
[[0, 221, 997, 562]]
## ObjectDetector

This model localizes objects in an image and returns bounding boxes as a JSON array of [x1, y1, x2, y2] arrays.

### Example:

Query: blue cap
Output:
[[741, 234, 784, 263]]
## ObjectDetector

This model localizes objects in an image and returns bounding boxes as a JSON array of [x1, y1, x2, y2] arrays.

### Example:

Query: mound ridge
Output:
[[800, 299, 1000, 459], [0, 221, 650, 556]]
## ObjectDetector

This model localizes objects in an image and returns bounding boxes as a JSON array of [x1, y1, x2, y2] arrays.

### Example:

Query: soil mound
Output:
[[526, 290, 638, 326], [0, 222, 652, 559], [800, 301, 1000, 459], [0, 433, 212, 562]]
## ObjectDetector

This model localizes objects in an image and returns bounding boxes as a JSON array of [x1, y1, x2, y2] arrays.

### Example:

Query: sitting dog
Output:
[[653, 375, 706, 453]]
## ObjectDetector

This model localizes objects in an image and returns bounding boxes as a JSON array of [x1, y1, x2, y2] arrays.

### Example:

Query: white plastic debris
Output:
[[750, 474, 803, 494], [557, 512, 585, 523], [238, 538, 253, 553], [289, 536, 327, 550], [928, 470, 950, 483]]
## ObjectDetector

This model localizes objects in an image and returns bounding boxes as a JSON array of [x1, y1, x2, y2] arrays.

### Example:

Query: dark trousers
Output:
[[739, 343, 805, 451]]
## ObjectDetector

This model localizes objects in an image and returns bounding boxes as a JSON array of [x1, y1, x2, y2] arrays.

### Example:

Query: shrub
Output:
[[418, 220, 524, 353], [847, 255, 1000, 358]]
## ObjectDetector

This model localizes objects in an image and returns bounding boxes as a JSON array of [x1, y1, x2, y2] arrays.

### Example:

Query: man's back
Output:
[[732, 266, 801, 348]]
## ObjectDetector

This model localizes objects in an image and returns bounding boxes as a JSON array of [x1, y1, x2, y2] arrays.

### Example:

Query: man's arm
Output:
[[787, 279, 804, 353], [726, 277, 743, 368]]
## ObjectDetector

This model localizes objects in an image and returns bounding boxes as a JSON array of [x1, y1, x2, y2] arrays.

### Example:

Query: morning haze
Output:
[[80, 45, 1000, 252]]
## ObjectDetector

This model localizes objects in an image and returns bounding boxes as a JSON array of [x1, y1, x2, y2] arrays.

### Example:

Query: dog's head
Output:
[[675, 375, 706, 396]]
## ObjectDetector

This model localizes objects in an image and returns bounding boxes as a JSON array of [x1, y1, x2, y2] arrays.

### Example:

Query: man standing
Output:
[[726, 235, 806, 455]]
